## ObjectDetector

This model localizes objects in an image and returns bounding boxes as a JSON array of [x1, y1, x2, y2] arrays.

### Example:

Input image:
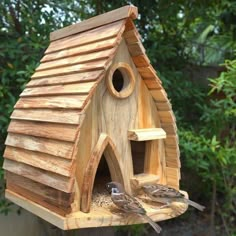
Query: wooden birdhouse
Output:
[[3, 6, 188, 230]]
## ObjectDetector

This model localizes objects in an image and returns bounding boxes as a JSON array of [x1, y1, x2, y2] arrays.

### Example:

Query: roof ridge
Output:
[[50, 5, 138, 41]]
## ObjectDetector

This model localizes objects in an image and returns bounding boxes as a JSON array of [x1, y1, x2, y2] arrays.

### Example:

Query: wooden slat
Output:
[[155, 101, 172, 111], [128, 41, 145, 56], [166, 158, 180, 168], [21, 81, 96, 97], [124, 29, 141, 44], [158, 111, 176, 123], [128, 128, 166, 141], [50, 5, 137, 41], [31, 59, 109, 79], [130, 174, 159, 189], [26, 70, 103, 88], [6, 172, 73, 208], [137, 66, 158, 79], [47, 20, 125, 54], [3, 159, 74, 193], [125, 18, 136, 31], [5, 133, 73, 159], [132, 54, 150, 67], [6, 189, 188, 230], [166, 147, 180, 159], [7, 184, 70, 216], [165, 135, 179, 147], [31, 60, 109, 79], [8, 120, 78, 142], [41, 37, 118, 63], [161, 123, 177, 135], [15, 95, 87, 109], [37, 48, 114, 72], [143, 78, 162, 89], [150, 89, 168, 102], [4, 146, 72, 177], [166, 167, 180, 185], [11, 108, 81, 124]]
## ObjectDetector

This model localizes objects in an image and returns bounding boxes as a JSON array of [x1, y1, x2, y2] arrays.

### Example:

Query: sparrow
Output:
[[106, 182, 162, 234], [142, 183, 205, 211]]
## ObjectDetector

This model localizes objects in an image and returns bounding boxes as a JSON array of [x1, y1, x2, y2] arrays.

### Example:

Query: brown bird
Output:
[[106, 182, 162, 234], [142, 183, 205, 211]]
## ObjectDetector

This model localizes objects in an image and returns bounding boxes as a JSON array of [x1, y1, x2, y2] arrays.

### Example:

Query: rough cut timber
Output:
[[3, 5, 184, 230]]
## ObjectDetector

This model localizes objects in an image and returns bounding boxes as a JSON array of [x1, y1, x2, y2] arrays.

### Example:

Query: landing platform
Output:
[[6, 189, 188, 230]]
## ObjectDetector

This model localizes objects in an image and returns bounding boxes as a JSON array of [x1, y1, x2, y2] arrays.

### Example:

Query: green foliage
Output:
[[180, 59, 236, 234]]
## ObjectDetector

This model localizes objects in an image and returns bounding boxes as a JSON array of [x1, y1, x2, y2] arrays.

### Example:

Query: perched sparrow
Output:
[[106, 182, 162, 234], [142, 183, 205, 211]]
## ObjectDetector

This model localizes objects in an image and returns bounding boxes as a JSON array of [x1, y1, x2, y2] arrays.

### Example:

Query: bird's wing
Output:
[[112, 193, 146, 214], [151, 184, 184, 198]]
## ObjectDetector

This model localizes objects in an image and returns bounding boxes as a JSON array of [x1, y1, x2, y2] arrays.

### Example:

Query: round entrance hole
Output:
[[112, 69, 124, 92], [106, 62, 135, 98]]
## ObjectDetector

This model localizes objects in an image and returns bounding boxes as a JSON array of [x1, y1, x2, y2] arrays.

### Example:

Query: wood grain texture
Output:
[[7, 183, 71, 216], [37, 48, 115, 72], [166, 147, 180, 159], [130, 173, 159, 189], [166, 167, 180, 189], [144, 140, 164, 178], [123, 29, 141, 44], [165, 135, 179, 147], [143, 78, 162, 89], [31, 59, 109, 79], [26, 70, 103, 87], [165, 156, 181, 168], [137, 66, 159, 80], [125, 18, 136, 31], [8, 120, 78, 142], [128, 41, 146, 57], [47, 20, 125, 53], [41, 38, 118, 63], [6, 172, 74, 209], [161, 123, 177, 135], [50, 6, 137, 41], [6, 189, 188, 229], [5, 133, 73, 159], [5, 190, 66, 228], [128, 128, 166, 141], [132, 54, 150, 67], [21, 81, 96, 97], [4, 146, 72, 177], [155, 101, 172, 111], [15, 95, 87, 109], [150, 89, 168, 102], [11, 108, 81, 124], [3, 160, 74, 193], [158, 110, 176, 123]]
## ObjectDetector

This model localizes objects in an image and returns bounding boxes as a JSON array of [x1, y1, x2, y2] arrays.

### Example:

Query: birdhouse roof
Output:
[[3, 5, 180, 212]]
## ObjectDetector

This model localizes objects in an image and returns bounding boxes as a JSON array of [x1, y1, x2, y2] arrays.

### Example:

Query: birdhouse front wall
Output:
[[75, 39, 167, 213]]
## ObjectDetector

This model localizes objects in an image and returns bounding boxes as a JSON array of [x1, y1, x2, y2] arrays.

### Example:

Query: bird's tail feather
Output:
[[186, 199, 205, 211], [140, 214, 162, 234]]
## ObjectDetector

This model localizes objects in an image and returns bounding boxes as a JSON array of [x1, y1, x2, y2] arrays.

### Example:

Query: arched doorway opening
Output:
[[80, 133, 125, 213]]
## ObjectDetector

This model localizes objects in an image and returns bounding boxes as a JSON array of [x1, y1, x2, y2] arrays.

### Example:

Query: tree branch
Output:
[[9, 3, 22, 35]]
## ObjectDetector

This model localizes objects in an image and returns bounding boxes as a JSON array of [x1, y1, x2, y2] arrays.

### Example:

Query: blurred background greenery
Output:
[[0, 0, 235, 235]]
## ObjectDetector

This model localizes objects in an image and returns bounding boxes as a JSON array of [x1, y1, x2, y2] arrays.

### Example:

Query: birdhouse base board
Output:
[[6, 189, 188, 230]]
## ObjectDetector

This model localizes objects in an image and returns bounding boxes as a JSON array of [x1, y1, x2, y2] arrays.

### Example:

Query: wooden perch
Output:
[[130, 173, 159, 189], [128, 128, 166, 141]]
